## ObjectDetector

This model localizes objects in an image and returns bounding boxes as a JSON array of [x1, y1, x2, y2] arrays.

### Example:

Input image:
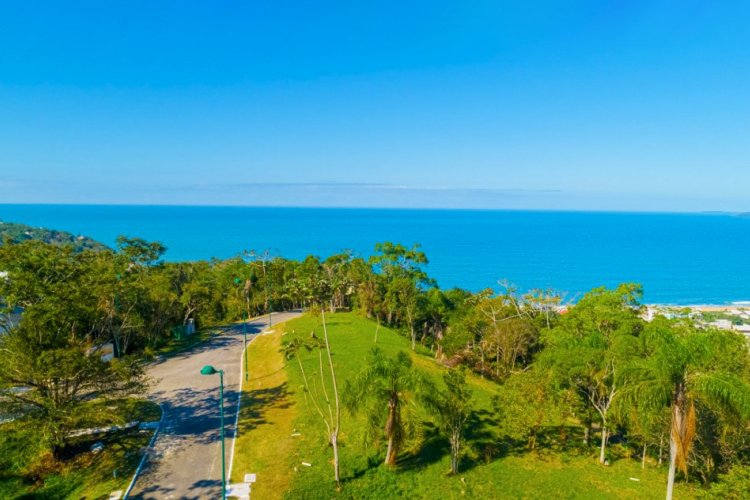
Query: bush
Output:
[[700, 465, 750, 499]]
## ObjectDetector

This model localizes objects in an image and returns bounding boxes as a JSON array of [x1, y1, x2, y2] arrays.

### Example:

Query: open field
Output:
[[233, 312, 698, 499]]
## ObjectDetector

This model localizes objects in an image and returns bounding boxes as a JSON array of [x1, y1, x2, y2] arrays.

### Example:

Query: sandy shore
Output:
[[647, 304, 750, 312]]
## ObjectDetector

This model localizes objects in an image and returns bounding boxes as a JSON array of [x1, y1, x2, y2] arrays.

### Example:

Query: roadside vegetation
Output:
[[2, 231, 750, 497], [0, 400, 161, 498]]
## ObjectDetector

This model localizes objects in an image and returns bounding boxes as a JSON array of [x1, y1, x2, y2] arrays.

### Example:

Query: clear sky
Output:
[[1, 1, 749, 211]]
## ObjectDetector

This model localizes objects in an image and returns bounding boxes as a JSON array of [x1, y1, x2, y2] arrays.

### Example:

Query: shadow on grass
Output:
[[397, 422, 450, 471], [237, 382, 292, 433]]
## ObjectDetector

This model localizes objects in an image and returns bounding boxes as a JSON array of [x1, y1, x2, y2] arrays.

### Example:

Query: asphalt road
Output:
[[129, 312, 300, 500]]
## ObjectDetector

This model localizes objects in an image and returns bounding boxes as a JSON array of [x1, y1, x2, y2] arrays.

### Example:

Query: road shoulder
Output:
[[230, 325, 297, 500]]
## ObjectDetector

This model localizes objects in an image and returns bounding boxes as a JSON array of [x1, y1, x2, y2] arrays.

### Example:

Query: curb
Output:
[[123, 404, 166, 499], [227, 333, 258, 481]]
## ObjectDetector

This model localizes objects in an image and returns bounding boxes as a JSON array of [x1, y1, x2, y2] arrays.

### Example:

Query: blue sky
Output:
[[1, 1, 749, 211]]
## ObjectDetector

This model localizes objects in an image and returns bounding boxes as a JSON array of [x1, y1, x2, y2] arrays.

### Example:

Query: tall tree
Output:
[[370, 242, 434, 349], [623, 318, 750, 500], [0, 240, 148, 457], [434, 368, 473, 474], [540, 284, 643, 464]]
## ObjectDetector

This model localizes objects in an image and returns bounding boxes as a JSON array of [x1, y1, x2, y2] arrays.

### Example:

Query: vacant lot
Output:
[[233, 312, 696, 499]]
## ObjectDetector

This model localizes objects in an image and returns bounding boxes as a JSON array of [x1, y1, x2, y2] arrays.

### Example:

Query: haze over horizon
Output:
[[2, 2, 750, 211]]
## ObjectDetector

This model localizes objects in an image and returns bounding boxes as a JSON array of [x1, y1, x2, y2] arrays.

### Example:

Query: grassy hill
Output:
[[233, 312, 698, 499], [0, 221, 109, 252]]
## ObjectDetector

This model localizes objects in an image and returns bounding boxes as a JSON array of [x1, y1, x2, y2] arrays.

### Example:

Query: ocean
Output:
[[1, 204, 748, 305]]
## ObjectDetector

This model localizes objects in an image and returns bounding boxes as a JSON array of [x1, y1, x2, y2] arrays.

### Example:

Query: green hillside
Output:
[[233, 312, 697, 499], [0, 221, 109, 252]]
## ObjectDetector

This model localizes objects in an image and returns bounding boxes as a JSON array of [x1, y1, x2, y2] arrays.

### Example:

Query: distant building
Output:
[[709, 319, 734, 330], [643, 307, 657, 322]]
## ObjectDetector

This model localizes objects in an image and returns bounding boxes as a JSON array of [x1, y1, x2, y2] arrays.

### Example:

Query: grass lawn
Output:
[[233, 312, 699, 499], [0, 399, 161, 499], [230, 329, 297, 499]]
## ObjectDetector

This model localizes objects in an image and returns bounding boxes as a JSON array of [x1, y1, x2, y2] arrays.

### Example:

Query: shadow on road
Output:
[[150, 318, 272, 366], [150, 387, 243, 445]]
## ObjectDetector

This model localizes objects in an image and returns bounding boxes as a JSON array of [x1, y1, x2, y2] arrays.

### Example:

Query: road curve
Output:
[[129, 312, 301, 499]]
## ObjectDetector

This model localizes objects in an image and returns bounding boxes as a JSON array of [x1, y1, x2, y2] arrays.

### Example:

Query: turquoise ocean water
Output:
[[1, 204, 748, 305]]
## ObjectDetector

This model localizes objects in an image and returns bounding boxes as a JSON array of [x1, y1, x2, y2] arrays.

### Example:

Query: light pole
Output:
[[200, 365, 226, 499], [267, 268, 273, 329], [242, 313, 249, 381], [234, 277, 249, 382], [244, 249, 277, 331]]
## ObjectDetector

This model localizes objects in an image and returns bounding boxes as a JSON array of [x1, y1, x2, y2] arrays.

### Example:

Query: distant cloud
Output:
[[0, 178, 746, 213]]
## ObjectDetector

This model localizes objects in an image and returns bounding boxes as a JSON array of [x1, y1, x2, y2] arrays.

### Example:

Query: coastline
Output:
[[647, 303, 750, 312]]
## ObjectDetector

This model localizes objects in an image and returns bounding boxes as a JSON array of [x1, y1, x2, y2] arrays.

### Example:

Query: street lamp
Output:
[[234, 277, 249, 382], [200, 365, 226, 500], [243, 314, 249, 381]]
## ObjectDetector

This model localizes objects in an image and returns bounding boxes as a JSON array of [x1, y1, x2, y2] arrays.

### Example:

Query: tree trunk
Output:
[[583, 424, 590, 445], [385, 435, 396, 466], [642, 442, 647, 469], [408, 310, 416, 350], [599, 426, 608, 464], [658, 434, 664, 465], [666, 436, 677, 500], [321, 311, 342, 484], [384, 397, 398, 466], [331, 431, 340, 483], [450, 430, 460, 474]]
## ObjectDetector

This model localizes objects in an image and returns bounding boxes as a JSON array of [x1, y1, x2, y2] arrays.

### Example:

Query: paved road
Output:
[[129, 312, 300, 499]]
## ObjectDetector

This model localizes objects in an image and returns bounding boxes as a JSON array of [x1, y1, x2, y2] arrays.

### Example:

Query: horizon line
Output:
[[0, 202, 746, 217]]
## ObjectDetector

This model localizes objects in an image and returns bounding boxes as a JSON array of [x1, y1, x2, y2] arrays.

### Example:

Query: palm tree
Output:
[[624, 318, 750, 500], [344, 348, 433, 466]]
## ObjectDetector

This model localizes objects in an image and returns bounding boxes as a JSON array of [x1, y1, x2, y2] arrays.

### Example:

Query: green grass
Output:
[[230, 328, 297, 499], [0, 399, 162, 499], [233, 312, 698, 499]]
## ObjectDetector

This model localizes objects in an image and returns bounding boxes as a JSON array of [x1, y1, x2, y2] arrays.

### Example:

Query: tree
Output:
[[623, 318, 750, 500], [620, 401, 670, 469], [0, 240, 148, 457], [0, 326, 147, 456], [435, 368, 473, 474], [494, 369, 573, 452], [539, 284, 643, 464], [370, 242, 434, 350], [345, 348, 433, 466], [282, 311, 342, 483]]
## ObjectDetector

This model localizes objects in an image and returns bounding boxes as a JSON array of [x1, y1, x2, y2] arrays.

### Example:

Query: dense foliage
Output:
[[2, 234, 750, 497], [0, 221, 109, 252]]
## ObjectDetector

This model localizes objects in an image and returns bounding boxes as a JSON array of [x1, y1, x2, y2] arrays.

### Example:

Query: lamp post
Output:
[[200, 365, 226, 499], [242, 312, 249, 381], [234, 277, 249, 382], [267, 269, 273, 328]]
